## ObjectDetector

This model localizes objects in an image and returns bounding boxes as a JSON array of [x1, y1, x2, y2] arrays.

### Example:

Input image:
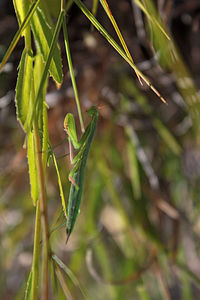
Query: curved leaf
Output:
[[27, 130, 39, 205], [30, 7, 63, 84], [15, 49, 33, 130]]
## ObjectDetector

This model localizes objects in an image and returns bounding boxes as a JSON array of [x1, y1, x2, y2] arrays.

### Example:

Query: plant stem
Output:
[[63, 16, 85, 132], [30, 60, 49, 299], [23, 14, 44, 300], [31, 201, 41, 300], [34, 124, 49, 300]]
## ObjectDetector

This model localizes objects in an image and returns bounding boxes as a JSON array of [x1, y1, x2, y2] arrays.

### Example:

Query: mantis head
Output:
[[63, 113, 79, 148], [86, 106, 98, 117]]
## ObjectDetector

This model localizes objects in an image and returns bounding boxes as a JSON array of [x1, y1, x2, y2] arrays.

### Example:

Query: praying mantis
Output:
[[64, 106, 98, 242]]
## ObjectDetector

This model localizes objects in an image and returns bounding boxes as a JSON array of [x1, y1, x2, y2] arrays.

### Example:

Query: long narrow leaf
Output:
[[52, 255, 91, 300], [31, 7, 63, 84], [100, 0, 141, 82], [133, 0, 170, 40], [63, 17, 85, 132], [27, 130, 39, 205], [52, 152, 67, 218], [0, 0, 41, 72], [24, 270, 32, 300], [15, 49, 33, 129], [13, 0, 30, 30], [74, 0, 166, 104]]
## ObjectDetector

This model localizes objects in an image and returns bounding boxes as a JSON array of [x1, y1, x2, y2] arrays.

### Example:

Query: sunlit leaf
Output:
[[27, 130, 39, 205], [15, 49, 33, 130], [31, 7, 63, 84]]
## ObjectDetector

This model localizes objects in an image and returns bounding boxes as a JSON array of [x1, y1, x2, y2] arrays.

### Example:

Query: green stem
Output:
[[31, 201, 41, 300], [30, 67, 49, 299], [34, 124, 49, 300], [63, 16, 85, 132], [61, 0, 66, 11], [22, 14, 42, 300]]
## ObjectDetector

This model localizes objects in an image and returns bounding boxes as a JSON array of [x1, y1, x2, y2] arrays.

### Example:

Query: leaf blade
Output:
[[31, 7, 63, 84]]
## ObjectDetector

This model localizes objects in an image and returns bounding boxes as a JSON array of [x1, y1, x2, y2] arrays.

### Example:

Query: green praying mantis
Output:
[[63, 106, 98, 243]]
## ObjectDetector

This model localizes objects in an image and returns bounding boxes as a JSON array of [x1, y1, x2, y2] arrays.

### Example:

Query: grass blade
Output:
[[62, 17, 85, 132], [74, 0, 166, 104], [100, 0, 142, 83], [133, 0, 170, 40], [24, 270, 32, 300], [52, 255, 91, 300], [0, 0, 41, 72], [52, 152, 67, 218], [31, 7, 63, 84], [15, 49, 33, 130], [27, 130, 39, 205]]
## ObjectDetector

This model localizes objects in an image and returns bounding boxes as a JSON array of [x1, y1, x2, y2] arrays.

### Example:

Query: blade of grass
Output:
[[24, 270, 33, 300], [54, 264, 75, 300], [99, 0, 142, 83], [73, 0, 166, 104], [15, 49, 33, 129], [51, 152, 67, 218], [52, 255, 91, 300], [31, 7, 63, 84], [133, 0, 170, 40], [92, 0, 99, 18], [62, 16, 85, 132], [0, 0, 41, 72]]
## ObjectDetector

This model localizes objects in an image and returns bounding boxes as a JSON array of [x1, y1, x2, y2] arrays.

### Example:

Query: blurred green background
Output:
[[1, 0, 200, 299]]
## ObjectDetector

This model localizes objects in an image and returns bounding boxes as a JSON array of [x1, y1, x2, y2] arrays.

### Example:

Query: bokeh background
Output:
[[1, 0, 200, 299]]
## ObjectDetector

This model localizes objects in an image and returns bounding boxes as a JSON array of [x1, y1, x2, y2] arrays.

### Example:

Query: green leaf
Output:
[[62, 17, 85, 132], [33, 53, 49, 169], [15, 49, 33, 130], [28, 10, 64, 129], [52, 152, 67, 218], [41, 0, 60, 18], [31, 7, 63, 84], [13, 0, 30, 28], [52, 255, 90, 300], [27, 130, 39, 205], [24, 270, 32, 300]]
